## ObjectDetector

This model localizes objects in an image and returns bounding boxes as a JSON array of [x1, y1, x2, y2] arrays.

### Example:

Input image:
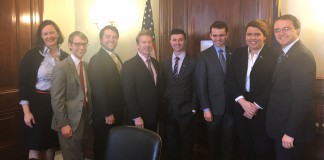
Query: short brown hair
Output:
[[99, 25, 119, 39], [210, 21, 228, 33], [68, 31, 88, 43], [170, 29, 186, 39], [246, 19, 271, 42], [274, 14, 301, 29], [136, 30, 154, 44]]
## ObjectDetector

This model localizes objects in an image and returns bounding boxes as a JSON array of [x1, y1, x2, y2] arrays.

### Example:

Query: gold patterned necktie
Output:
[[111, 53, 122, 74]]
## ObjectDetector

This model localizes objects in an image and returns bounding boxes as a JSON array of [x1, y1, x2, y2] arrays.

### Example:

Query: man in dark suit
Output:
[[51, 31, 93, 160], [121, 30, 159, 132], [160, 29, 197, 160], [195, 21, 234, 160], [88, 25, 124, 160], [266, 14, 316, 160]]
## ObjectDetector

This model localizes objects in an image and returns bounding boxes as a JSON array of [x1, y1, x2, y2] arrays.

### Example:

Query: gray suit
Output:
[[195, 45, 234, 160], [51, 56, 93, 160]]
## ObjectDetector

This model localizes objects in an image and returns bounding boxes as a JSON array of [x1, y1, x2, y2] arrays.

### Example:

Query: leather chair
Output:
[[104, 125, 162, 160]]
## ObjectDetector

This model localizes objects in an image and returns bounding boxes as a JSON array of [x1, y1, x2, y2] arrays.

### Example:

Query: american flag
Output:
[[141, 0, 157, 58]]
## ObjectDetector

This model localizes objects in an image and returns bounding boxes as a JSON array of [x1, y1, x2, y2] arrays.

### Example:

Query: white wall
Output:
[[44, 0, 323, 76], [281, 0, 324, 77], [44, 0, 159, 63], [43, 0, 75, 53]]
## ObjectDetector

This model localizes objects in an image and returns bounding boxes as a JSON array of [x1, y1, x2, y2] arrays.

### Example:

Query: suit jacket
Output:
[[227, 45, 279, 109], [51, 56, 93, 132], [88, 48, 124, 126], [195, 46, 233, 116], [267, 40, 316, 141], [121, 54, 160, 125], [160, 54, 197, 117]]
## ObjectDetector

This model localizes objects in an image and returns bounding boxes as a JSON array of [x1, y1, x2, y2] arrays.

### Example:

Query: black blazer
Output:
[[267, 40, 316, 141], [195, 46, 233, 116], [121, 54, 160, 125], [88, 48, 124, 125], [227, 45, 280, 109], [160, 54, 197, 117], [19, 47, 69, 102]]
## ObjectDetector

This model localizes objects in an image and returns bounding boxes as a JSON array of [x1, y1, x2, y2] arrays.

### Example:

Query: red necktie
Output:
[[79, 61, 86, 107]]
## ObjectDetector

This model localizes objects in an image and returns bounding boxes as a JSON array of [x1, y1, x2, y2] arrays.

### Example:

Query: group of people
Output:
[[19, 13, 315, 160]]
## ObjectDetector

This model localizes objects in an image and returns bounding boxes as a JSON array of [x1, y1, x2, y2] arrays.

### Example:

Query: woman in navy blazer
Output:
[[227, 20, 280, 160]]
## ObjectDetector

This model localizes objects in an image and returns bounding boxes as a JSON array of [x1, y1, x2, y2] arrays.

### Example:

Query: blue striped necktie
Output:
[[173, 57, 180, 78]]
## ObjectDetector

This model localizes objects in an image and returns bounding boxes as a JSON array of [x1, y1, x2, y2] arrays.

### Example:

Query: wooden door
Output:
[[0, 0, 43, 159]]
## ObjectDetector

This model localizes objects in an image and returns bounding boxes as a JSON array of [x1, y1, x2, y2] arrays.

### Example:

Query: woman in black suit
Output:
[[19, 20, 69, 160], [227, 20, 280, 160]]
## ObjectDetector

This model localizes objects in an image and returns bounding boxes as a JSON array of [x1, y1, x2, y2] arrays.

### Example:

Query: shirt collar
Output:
[[247, 46, 263, 56], [101, 46, 113, 56], [282, 38, 299, 54], [137, 52, 150, 62], [213, 45, 226, 53], [71, 53, 81, 66], [40, 46, 62, 57], [172, 52, 186, 60]]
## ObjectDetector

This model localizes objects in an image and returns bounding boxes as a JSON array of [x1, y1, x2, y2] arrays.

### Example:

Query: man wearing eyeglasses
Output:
[[51, 31, 93, 160], [266, 14, 316, 160]]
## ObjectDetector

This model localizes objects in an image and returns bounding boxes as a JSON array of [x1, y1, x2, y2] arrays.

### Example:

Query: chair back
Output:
[[105, 125, 162, 160]]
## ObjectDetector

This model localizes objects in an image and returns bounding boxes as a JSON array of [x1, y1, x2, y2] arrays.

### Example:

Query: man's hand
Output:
[[204, 110, 213, 122], [134, 117, 144, 128], [105, 114, 115, 125], [282, 134, 294, 149], [61, 125, 73, 138], [243, 111, 254, 119], [24, 112, 36, 128], [238, 98, 257, 117]]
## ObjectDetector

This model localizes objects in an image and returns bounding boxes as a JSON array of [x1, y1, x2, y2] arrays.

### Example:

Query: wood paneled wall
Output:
[[0, 0, 43, 159], [159, 0, 274, 58], [159, 1, 324, 159]]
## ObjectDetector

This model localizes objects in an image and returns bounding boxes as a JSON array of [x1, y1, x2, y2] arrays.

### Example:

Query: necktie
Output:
[[111, 53, 122, 74], [79, 61, 86, 107], [219, 49, 226, 73], [278, 51, 285, 63], [146, 58, 154, 78], [173, 57, 180, 78]]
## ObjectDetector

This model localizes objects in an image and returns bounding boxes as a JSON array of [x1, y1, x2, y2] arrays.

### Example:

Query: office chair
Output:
[[104, 125, 162, 160]]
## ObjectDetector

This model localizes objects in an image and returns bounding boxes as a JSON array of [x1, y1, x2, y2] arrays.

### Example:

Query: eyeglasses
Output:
[[274, 27, 292, 33], [71, 42, 89, 47]]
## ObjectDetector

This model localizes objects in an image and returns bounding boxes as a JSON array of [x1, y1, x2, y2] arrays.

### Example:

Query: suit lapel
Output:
[[166, 56, 173, 78], [135, 54, 156, 85], [152, 57, 159, 85], [209, 47, 225, 75], [272, 41, 300, 84], [240, 49, 249, 79], [98, 48, 119, 73], [67, 56, 82, 87], [251, 46, 267, 74], [225, 47, 232, 66], [176, 54, 189, 79]]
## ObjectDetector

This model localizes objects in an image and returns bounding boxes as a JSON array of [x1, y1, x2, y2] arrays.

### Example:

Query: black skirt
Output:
[[20, 92, 60, 150]]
